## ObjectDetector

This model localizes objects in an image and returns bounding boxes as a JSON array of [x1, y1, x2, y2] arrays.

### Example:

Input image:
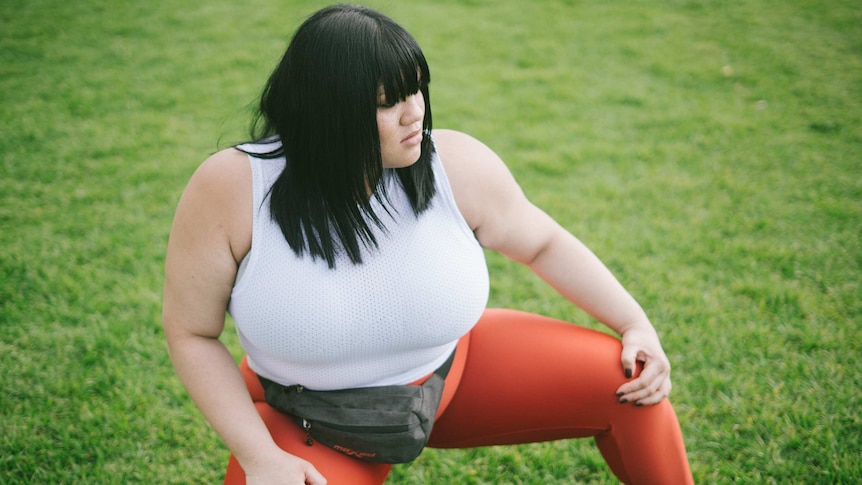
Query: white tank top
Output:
[[228, 140, 489, 390]]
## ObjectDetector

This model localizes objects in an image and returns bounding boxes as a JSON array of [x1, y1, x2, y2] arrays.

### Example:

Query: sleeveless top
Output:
[[228, 140, 489, 390]]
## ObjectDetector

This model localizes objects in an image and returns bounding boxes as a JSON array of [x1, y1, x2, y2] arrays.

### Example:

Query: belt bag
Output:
[[259, 350, 455, 464]]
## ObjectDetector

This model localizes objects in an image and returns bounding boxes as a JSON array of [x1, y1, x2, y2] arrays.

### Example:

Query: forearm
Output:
[[527, 228, 654, 336], [166, 332, 281, 468]]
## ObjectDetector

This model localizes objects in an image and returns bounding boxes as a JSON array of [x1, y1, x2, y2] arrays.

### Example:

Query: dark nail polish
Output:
[[616, 392, 624, 397], [634, 402, 644, 407], [625, 369, 633, 379], [619, 398, 628, 404]]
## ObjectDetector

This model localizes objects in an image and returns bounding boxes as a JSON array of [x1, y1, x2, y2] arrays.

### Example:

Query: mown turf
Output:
[[2, 0, 859, 483]]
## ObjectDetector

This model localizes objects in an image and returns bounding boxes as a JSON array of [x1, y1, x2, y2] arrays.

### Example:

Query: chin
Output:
[[383, 151, 422, 169], [383, 158, 420, 169]]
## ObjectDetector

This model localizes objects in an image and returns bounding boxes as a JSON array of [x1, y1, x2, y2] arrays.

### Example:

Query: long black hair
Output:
[[240, 4, 436, 268]]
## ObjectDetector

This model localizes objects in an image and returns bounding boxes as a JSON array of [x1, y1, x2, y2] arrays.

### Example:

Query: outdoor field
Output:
[[1, 0, 859, 483]]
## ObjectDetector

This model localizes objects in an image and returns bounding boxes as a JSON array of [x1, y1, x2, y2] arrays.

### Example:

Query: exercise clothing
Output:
[[227, 140, 489, 390], [222, 140, 694, 483], [224, 309, 694, 485]]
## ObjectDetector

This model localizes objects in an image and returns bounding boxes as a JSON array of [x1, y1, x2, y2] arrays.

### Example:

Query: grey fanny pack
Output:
[[258, 349, 455, 464]]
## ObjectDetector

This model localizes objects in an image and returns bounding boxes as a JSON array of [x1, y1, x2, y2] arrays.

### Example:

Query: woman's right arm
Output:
[[162, 149, 326, 484]]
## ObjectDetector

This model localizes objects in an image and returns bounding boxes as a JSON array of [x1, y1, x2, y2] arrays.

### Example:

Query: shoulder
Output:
[[432, 129, 500, 167], [432, 129, 514, 187], [190, 147, 251, 189], [432, 129, 524, 233], [184, 147, 251, 207], [431, 130, 559, 262], [174, 147, 252, 262]]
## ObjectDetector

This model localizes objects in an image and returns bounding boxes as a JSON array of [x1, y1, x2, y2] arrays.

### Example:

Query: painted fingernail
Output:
[[625, 369, 633, 379], [634, 402, 644, 407], [619, 398, 628, 404], [616, 392, 624, 397]]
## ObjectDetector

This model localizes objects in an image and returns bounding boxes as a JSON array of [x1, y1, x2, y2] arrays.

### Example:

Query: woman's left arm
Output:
[[435, 129, 671, 405]]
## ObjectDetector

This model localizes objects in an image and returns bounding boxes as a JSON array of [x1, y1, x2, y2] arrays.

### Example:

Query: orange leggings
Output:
[[225, 309, 693, 484]]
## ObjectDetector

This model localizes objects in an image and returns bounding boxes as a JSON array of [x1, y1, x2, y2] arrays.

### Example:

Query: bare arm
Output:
[[162, 149, 326, 484], [435, 129, 671, 405]]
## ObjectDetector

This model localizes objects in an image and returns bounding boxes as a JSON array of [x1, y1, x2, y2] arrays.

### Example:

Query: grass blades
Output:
[[2, 0, 860, 483]]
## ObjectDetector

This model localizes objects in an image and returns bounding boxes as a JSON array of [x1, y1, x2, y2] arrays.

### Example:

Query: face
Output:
[[376, 89, 425, 169]]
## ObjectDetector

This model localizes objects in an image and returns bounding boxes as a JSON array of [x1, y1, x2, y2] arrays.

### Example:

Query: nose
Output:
[[401, 92, 424, 125]]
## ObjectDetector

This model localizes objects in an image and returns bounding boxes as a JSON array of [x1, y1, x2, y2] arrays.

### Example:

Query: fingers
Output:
[[618, 377, 672, 406], [615, 326, 672, 406], [615, 358, 671, 406], [619, 343, 639, 380]]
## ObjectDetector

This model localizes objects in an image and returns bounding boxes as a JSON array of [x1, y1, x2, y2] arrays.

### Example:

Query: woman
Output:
[[162, 4, 693, 484]]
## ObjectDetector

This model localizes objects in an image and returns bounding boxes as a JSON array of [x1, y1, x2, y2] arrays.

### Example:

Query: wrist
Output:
[[617, 318, 656, 337], [235, 440, 285, 471]]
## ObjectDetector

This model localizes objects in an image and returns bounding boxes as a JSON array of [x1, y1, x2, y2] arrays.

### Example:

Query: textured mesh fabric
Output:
[[228, 141, 489, 390]]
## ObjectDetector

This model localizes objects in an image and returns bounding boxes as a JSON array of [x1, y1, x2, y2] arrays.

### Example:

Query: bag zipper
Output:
[[301, 419, 313, 446], [322, 422, 410, 433], [299, 417, 410, 447]]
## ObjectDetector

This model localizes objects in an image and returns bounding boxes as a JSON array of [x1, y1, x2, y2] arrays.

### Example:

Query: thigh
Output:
[[428, 309, 629, 448]]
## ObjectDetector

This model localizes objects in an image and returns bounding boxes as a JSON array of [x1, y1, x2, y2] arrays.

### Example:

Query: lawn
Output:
[[2, 0, 860, 483]]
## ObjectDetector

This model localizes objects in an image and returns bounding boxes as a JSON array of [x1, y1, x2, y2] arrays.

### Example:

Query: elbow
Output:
[[522, 229, 567, 268], [521, 240, 552, 268]]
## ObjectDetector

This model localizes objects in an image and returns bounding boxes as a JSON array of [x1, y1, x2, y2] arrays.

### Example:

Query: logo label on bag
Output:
[[332, 445, 377, 459]]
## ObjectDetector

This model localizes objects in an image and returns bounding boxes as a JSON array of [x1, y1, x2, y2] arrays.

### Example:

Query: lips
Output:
[[401, 129, 423, 145]]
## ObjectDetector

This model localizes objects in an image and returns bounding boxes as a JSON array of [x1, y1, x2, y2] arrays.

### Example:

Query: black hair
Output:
[[239, 4, 436, 268]]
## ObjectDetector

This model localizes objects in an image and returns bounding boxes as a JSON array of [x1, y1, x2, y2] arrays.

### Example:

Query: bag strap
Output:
[[259, 345, 458, 391], [433, 346, 457, 380]]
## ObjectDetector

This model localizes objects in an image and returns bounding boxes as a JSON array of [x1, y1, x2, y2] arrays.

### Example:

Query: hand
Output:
[[244, 449, 327, 485], [615, 325, 672, 406]]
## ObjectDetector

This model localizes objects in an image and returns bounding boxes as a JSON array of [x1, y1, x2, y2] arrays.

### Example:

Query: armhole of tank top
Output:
[[230, 152, 264, 297], [431, 149, 480, 243]]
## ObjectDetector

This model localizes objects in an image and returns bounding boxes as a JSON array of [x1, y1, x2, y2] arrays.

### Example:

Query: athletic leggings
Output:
[[224, 309, 693, 484]]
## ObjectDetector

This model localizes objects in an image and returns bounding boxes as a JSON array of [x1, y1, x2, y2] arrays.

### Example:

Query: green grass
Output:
[[2, 0, 860, 483]]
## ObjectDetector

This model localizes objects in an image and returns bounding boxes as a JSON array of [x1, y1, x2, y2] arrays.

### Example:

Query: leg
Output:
[[223, 357, 392, 485], [429, 309, 693, 485]]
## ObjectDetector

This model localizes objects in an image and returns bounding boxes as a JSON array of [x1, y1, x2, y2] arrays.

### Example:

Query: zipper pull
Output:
[[301, 419, 313, 446]]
